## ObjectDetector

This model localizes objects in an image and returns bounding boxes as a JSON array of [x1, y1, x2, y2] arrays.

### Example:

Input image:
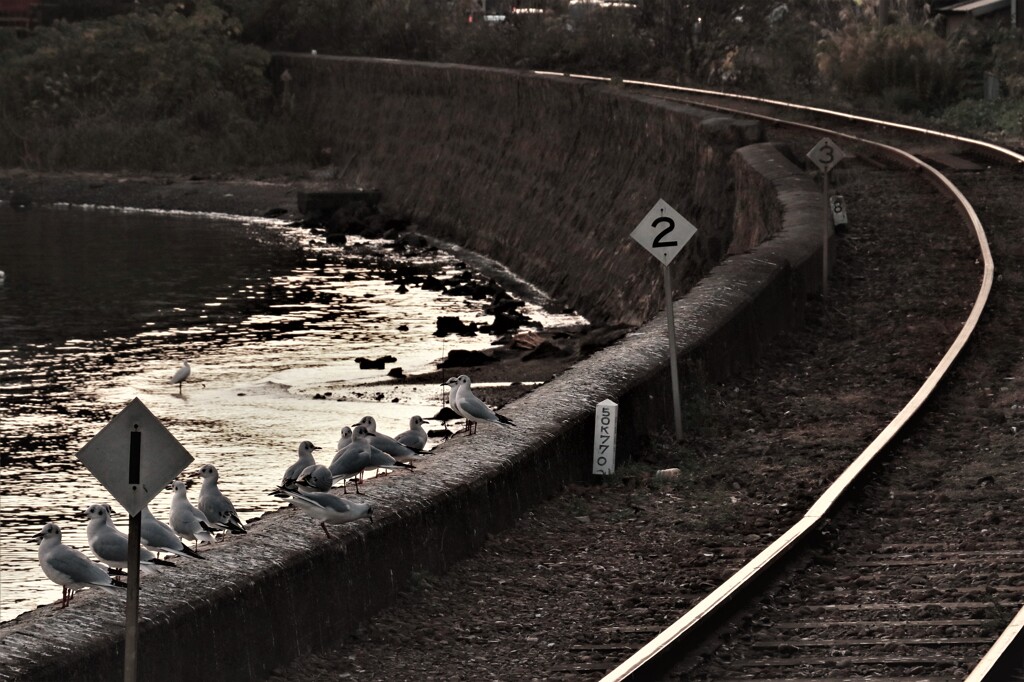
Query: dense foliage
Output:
[[0, 0, 1020, 171], [0, 1, 286, 170]]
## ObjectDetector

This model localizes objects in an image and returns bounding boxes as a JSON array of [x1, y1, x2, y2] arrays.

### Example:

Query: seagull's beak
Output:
[[421, 418, 432, 423], [30, 531, 44, 543], [312, 445, 322, 450]]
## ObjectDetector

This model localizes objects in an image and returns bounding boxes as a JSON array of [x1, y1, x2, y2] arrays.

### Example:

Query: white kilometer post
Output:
[[630, 199, 698, 441], [592, 399, 618, 475]]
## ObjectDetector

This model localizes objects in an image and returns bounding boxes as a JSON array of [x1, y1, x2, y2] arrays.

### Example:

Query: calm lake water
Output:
[[0, 204, 577, 622]]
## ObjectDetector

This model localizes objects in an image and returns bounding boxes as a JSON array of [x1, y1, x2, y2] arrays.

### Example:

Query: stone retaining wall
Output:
[[0, 56, 826, 682], [277, 55, 765, 327]]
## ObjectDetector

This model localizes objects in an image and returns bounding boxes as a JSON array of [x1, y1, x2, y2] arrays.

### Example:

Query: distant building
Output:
[[933, 0, 1021, 35]]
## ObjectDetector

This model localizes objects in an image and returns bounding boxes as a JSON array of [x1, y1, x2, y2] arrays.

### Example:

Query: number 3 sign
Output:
[[630, 199, 697, 265]]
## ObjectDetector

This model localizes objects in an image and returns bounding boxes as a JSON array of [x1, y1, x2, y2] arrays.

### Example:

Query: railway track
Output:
[[265, 71, 1023, 681], [524, 77, 1024, 681]]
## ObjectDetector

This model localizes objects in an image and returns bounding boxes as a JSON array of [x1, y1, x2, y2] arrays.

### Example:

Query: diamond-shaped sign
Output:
[[806, 137, 847, 174], [76, 397, 193, 516], [631, 199, 698, 266]]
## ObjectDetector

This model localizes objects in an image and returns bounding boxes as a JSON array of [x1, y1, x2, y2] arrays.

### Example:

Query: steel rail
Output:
[[528, 71, 1010, 680], [532, 71, 1024, 166]]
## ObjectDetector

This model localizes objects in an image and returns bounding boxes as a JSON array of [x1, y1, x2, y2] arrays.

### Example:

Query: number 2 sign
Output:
[[630, 199, 697, 265]]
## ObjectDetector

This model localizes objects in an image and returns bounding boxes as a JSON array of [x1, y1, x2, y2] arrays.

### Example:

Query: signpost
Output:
[[806, 137, 847, 295], [630, 198, 698, 441], [76, 398, 194, 682]]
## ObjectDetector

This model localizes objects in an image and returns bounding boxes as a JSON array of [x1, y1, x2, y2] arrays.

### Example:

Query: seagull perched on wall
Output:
[[330, 425, 413, 494], [353, 416, 424, 462], [170, 361, 191, 395], [444, 374, 515, 434], [33, 522, 125, 608], [83, 503, 176, 573], [168, 480, 216, 549], [295, 464, 333, 494], [394, 415, 431, 452], [273, 488, 372, 538], [281, 440, 321, 489], [195, 464, 247, 534], [140, 505, 205, 560]]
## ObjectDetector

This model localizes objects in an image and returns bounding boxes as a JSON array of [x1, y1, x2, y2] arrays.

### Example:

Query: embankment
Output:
[[0, 57, 826, 681]]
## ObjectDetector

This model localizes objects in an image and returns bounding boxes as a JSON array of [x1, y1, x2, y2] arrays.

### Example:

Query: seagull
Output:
[[32, 522, 125, 608], [281, 440, 321, 488], [141, 505, 205, 560], [394, 415, 431, 451], [353, 416, 424, 462], [442, 376, 471, 431], [295, 464, 333, 494], [329, 425, 413, 493], [273, 488, 372, 538], [449, 374, 516, 434], [337, 425, 353, 452], [83, 504, 175, 573], [170, 361, 191, 394], [196, 464, 247, 534], [168, 480, 216, 549]]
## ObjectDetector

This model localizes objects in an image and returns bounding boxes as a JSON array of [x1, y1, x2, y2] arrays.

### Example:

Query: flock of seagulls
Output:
[[32, 363, 516, 609]]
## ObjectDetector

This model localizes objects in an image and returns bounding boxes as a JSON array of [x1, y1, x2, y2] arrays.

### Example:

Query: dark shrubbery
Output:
[[0, 0, 290, 171], [0, 0, 1020, 172]]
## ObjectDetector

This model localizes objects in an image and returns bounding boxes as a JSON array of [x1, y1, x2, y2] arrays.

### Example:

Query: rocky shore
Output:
[[0, 169, 622, 410]]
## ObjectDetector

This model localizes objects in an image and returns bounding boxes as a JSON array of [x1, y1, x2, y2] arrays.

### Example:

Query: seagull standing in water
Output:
[[32, 522, 125, 608], [83, 504, 175, 573], [196, 464, 247, 534], [169, 480, 216, 549], [170, 361, 191, 395], [444, 374, 516, 434], [273, 488, 372, 538]]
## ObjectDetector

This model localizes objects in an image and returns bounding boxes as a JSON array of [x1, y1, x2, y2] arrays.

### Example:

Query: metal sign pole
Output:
[[822, 170, 830, 296], [124, 427, 141, 682], [663, 263, 684, 441]]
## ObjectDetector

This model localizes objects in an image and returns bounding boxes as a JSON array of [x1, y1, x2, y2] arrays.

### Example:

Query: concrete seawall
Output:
[[0, 57, 826, 681]]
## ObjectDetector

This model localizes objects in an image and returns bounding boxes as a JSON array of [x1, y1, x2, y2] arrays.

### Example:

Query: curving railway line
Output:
[[267, 74, 1024, 682], [529, 76, 1024, 681]]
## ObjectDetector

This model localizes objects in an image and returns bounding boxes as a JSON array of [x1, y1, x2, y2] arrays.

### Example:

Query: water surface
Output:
[[0, 205, 578, 621]]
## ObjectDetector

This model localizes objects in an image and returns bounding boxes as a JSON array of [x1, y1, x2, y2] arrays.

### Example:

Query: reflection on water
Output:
[[0, 205, 579, 622]]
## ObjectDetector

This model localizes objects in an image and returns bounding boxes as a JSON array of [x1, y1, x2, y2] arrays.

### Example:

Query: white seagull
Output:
[[394, 415, 431, 451], [445, 374, 516, 434], [141, 505, 205, 560], [83, 503, 175, 573], [169, 480, 216, 549], [295, 464, 333, 494], [281, 440, 321, 488], [170, 360, 191, 394], [196, 464, 247, 534], [337, 425, 354, 452], [353, 416, 424, 462], [32, 522, 125, 608], [330, 425, 413, 493], [274, 488, 372, 538]]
